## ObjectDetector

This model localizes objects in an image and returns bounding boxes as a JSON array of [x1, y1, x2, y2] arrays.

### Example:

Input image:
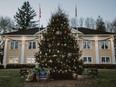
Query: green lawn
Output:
[[0, 69, 25, 87], [0, 69, 116, 87], [88, 69, 116, 87]]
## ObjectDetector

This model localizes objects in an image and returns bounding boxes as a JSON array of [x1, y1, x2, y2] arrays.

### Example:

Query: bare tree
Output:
[[85, 17, 95, 29], [0, 16, 15, 34], [70, 17, 78, 28], [78, 17, 84, 27], [112, 19, 116, 33], [105, 21, 113, 32]]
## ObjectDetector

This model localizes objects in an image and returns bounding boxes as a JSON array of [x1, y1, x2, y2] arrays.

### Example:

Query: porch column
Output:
[[95, 40, 100, 64], [111, 39, 115, 64], [21, 39, 25, 64], [3, 38, 8, 68]]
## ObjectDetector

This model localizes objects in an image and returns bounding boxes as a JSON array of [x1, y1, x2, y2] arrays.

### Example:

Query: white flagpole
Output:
[[39, 4, 41, 31]]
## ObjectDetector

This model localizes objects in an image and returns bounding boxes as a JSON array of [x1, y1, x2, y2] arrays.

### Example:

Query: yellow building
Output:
[[2, 27, 116, 67]]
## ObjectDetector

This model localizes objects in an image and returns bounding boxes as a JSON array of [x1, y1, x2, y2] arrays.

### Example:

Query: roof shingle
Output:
[[2, 27, 113, 36]]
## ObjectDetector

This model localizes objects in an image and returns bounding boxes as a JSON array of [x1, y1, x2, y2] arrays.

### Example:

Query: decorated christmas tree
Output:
[[35, 7, 83, 79]]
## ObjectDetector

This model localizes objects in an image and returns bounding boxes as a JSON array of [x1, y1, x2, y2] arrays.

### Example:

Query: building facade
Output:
[[2, 27, 116, 67]]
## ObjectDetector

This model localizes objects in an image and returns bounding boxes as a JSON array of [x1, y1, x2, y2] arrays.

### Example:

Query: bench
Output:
[[87, 68, 98, 78]]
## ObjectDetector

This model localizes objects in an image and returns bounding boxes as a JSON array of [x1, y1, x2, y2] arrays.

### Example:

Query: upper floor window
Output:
[[10, 41, 18, 50], [83, 41, 91, 49], [9, 56, 18, 63], [83, 57, 92, 63], [28, 41, 36, 49], [101, 57, 110, 63], [100, 40, 109, 49]]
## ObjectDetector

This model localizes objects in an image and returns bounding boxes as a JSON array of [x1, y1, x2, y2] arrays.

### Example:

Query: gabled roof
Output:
[[77, 27, 113, 35], [2, 27, 114, 36], [2, 27, 44, 36]]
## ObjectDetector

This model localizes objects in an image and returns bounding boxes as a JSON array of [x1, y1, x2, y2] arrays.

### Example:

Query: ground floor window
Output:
[[9, 56, 18, 63], [27, 56, 35, 63], [101, 57, 110, 63], [83, 57, 92, 63]]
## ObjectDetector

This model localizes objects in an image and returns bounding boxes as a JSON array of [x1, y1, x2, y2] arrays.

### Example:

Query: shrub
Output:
[[83, 64, 116, 69], [6, 64, 35, 69], [0, 65, 4, 69]]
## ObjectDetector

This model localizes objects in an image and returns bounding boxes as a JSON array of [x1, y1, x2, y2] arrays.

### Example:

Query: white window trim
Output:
[[82, 40, 92, 49], [83, 56, 93, 63], [101, 56, 111, 64], [9, 41, 19, 50], [100, 40, 110, 50], [9, 56, 19, 64], [27, 56, 35, 64], [28, 41, 37, 50]]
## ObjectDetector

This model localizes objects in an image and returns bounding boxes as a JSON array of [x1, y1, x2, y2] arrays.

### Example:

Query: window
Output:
[[28, 41, 36, 49], [83, 57, 92, 63], [100, 40, 109, 49], [27, 56, 35, 63], [9, 56, 18, 63], [101, 57, 110, 63], [10, 41, 18, 50], [83, 41, 91, 49]]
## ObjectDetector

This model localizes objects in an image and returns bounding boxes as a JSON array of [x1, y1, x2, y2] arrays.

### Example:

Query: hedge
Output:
[[6, 64, 35, 69], [4, 64, 116, 69], [0, 65, 4, 69], [83, 64, 116, 69]]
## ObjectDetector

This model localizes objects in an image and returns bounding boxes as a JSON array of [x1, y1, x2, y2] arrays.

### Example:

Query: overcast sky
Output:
[[0, 0, 116, 26]]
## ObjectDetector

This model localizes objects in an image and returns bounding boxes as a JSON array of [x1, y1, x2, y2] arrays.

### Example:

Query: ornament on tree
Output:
[[68, 53, 71, 57], [57, 50, 60, 53], [61, 24, 63, 26], [53, 55, 57, 57], [48, 44, 51, 47], [56, 30, 62, 35], [57, 43, 60, 45], [45, 53, 47, 55], [64, 44, 66, 46], [62, 55, 65, 58], [49, 49, 51, 52], [49, 60, 52, 63]]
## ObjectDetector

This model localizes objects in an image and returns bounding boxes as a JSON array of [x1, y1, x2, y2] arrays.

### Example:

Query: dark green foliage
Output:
[[6, 64, 35, 69], [14, 1, 37, 30], [35, 7, 83, 78], [83, 64, 116, 69], [0, 65, 4, 69], [96, 16, 106, 32]]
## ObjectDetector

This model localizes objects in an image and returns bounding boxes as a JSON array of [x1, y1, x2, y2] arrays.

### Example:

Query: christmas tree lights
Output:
[[35, 7, 83, 78]]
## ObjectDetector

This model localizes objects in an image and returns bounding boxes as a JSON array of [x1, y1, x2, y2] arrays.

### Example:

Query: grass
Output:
[[0, 69, 116, 87], [0, 69, 25, 87], [83, 69, 116, 87]]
